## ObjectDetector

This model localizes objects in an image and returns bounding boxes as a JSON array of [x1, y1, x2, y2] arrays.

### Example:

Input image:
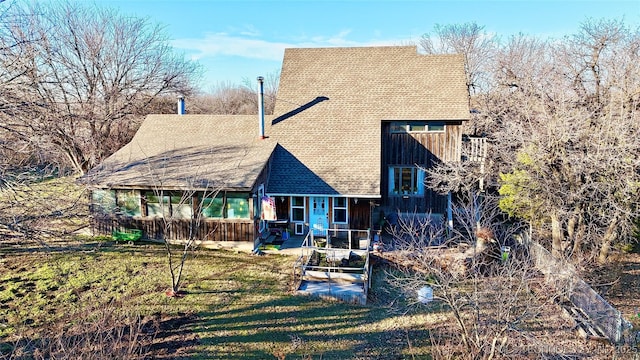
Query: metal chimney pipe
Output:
[[257, 76, 265, 139], [177, 96, 185, 115]]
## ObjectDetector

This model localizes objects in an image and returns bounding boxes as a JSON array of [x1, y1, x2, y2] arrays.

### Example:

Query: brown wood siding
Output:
[[349, 199, 371, 230], [381, 122, 462, 214], [92, 216, 255, 242]]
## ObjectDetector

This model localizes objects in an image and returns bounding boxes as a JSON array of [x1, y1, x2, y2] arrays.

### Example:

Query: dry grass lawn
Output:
[[0, 177, 639, 359]]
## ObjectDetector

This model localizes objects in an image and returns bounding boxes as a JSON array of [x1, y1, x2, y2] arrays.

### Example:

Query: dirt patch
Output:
[[143, 313, 200, 359], [584, 252, 640, 329]]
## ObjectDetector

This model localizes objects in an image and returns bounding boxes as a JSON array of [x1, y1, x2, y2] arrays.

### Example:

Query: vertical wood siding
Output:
[[381, 122, 462, 214]]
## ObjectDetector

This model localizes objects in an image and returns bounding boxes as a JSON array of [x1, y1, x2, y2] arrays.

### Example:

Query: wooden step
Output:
[[303, 270, 365, 283]]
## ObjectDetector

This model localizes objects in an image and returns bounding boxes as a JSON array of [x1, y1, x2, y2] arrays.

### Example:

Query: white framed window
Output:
[[389, 167, 425, 196], [390, 121, 445, 133], [290, 196, 306, 222], [332, 197, 348, 224]]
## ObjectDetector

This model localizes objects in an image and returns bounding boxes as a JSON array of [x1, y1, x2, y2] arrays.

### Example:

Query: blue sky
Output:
[[97, 0, 640, 90]]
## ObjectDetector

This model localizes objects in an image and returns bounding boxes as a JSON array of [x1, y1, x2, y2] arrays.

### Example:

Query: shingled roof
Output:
[[83, 115, 276, 191], [266, 46, 469, 196], [84, 46, 469, 196]]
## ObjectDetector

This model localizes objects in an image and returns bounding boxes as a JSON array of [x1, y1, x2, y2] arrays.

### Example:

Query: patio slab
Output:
[[297, 280, 367, 305]]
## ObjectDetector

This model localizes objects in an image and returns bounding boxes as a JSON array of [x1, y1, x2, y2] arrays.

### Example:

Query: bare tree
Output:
[[385, 193, 562, 358], [189, 70, 279, 115], [420, 22, 497, 95], [147, 185, 221, 297], [0, 1, 199, 174], [490, 22, 640, 263]]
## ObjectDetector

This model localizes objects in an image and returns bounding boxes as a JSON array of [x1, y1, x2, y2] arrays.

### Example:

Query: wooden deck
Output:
[[292, 229, 372, 305]]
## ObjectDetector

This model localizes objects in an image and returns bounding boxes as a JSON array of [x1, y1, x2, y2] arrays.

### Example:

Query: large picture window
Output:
[[332, 197, 348, 224], [144, 191, 193, 219], [389, 167, 425, 196], [91, 189, 116, 214], [291, 196, 305, 222], [145, 192, 171, 218], [226, 193, 250, 219], [171, 194, 193, 219], [200, 195, 224, 218], [116, 190, 141, 217], [91, 189, 141, 216], [199, 192, 250, 219]]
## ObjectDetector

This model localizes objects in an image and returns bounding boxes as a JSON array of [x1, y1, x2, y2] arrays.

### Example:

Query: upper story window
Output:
[[390, 121, 445, 133]]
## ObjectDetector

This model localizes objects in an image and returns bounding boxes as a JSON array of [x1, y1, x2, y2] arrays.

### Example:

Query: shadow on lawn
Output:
[[188, 295, 431, 360]]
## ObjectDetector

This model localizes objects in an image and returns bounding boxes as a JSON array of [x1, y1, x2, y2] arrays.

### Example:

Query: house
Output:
[[82, 46, 470, 249]]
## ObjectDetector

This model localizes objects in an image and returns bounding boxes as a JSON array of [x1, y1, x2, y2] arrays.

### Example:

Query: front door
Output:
[[309, 197, 328, 237]]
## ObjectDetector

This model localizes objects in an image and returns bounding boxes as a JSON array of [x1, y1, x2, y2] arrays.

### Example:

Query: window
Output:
[[201, 195, 224, 218], [291, 196, 305, 222], [91, 189, 116, 214], [145, 191, 192, 219], [390, 121, 445, 133], [91, 189, 141, 216], [333, 197, 348, 223], [145, 191, 170, 218], [116, 190, 141, 217], [226, 193, 250, 219], [389, 167, 425, 195], [199, 192, 250, 219], [171, 194, 193, 219]]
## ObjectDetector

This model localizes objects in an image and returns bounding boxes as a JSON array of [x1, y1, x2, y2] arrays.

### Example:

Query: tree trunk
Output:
[[551, 212, 563, 258], [598, 218, 618, 264], [570, 211, 585, 256]]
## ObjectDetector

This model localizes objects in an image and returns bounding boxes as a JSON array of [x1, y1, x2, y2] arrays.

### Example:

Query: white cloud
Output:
[[172, 33, 291, 61], [171, 29, 411, 62]]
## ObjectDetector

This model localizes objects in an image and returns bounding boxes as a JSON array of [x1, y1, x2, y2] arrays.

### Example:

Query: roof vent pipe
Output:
[[177, 96, 185, 115], [257, 76, 265, 139]]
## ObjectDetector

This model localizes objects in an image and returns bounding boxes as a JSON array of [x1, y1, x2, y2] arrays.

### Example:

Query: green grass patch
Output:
[[0, 177, 435, 358], [0, 243, 434, 359]]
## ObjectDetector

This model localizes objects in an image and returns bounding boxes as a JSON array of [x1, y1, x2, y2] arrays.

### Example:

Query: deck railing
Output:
[[293, 228, 372, 303], [462, 136, 487, 162], [523, 232, 633, 344]]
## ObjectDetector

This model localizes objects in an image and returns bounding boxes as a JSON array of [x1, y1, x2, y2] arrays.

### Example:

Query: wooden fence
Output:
[[92, 216, 255, 242]]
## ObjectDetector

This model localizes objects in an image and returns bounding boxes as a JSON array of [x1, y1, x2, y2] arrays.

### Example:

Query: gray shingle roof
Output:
[[84, 46, 469, 197], [83, 115, 276, 190], [267, 46, 469, 196]]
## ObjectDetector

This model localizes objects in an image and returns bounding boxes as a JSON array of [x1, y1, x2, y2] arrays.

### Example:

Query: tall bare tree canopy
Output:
[[0, 1, 199, 174], [423, 20, 640, 263], [420, 22, 497, 94]]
